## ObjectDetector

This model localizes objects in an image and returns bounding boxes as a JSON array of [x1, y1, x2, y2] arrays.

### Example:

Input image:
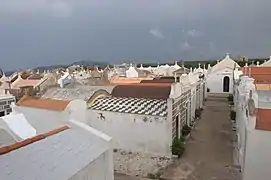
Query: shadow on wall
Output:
[[66, 100, 88, 124], [87, 89, 111, 107]]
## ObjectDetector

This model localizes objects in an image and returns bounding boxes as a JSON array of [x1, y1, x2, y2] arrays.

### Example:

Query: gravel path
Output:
[[114, 150, 171, 178]]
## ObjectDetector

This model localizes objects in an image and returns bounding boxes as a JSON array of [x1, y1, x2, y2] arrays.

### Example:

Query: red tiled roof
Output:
[[16, 95, 70, 111], [5, 89, 21, 95], [130, 83, 172, 86], [12, 78, 41, 89], [256, 108, 271, 131], [0, 126, 69, 155], [140, 79, 175, 83], [111, 84, 171, 100], [243, 67, 271, 84], [110, 77, 153, 84]]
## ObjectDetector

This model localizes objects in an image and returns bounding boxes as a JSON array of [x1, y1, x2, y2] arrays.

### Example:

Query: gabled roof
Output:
[[210, 54, 240, 73], [11, 76, 41, 89], [260, 56, 271, 66], [16, 95, 70, 111]]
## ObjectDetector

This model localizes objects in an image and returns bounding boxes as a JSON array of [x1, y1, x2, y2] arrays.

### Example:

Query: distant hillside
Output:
[[70, 60, 108, 68], [33, 64, 69, 71], [140, 58, 270, 68], [32, 60, 109, 71]]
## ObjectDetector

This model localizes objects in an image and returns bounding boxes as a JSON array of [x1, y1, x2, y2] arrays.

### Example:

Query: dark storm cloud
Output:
[[0, 0, 271, 70]]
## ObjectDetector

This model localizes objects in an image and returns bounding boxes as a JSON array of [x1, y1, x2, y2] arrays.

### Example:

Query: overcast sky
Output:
[[0, 0, 270, 70]]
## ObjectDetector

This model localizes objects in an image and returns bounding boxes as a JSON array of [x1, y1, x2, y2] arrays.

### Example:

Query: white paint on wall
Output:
[[12, 106, 66, 134], [1, 113, 36, 139], [68, 120, 114, 180], [243, 130, 271, 180], [66, 99, 87, 124], [12, 99, 88, 134], [207, 67, 234, 93], [87, 110, 172, 156], [69, 151, 112, 180]]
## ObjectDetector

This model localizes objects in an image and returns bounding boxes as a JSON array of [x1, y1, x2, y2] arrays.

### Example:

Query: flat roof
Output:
[[255, 84, 271, 91], [0, 127, 108, 180], [256, 108, 271, 131], [16, 95, 70, 111]]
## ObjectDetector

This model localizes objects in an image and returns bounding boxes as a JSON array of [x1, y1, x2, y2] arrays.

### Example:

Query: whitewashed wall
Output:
[[207, 68, 234, 93], [190, 85, 197, 120], [243, 130, 271, 180], [69, 151, 112, 180], [12, 100, 87, 134], [87, 110, 172, 156], [69, 120, 114, 180], [13, 106, 66, 134]]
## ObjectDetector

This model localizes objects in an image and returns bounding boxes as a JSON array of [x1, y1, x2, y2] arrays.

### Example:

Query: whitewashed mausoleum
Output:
[[207, 54, 240, 93]]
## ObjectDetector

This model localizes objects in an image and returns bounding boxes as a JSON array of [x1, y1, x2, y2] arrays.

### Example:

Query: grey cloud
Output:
[[186, 29, 202, 38], [1, 0, 271, 70], [0, 0, 73, 17], [149, 28, 164, 39], [181, 41, 192, 52]]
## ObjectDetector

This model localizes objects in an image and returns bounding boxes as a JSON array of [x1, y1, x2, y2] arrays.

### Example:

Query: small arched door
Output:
[[223, 76, 230, 92]]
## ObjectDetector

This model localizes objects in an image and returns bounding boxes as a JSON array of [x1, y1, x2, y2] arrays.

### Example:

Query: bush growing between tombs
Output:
[[230, 110, 236, 120], [227, 94, 234, 102], [171, 137, 185, 158], [195, 109, 201, 119], [182, 125, 191, 136]]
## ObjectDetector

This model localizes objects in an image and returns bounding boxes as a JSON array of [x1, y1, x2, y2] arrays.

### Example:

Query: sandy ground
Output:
[[161, 95, 241, 180]]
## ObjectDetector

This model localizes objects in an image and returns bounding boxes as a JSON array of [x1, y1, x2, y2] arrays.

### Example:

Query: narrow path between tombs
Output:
[[161, 95, 240, 180]]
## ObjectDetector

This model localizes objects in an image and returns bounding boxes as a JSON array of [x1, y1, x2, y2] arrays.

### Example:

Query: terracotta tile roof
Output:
[[12, 78, 42, 89], [110, 77, 153, 84], [112, 84, 171, 100], [0, 126, 69, 155], [5, 89, 21, 95], [140, 79, 175, 83], [243, 67, 271, 74], [130, 83, 172, 86], [16, 95, 70, 111], [243, 67, 271, 84], [255, 84, 271, 91], [256, 108, 271, 131]]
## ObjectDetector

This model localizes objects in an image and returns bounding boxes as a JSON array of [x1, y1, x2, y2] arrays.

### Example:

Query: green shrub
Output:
[[227, 94, 234, 102], [230, 110, 236, 120], [171, 137, 185, 158], [195, 109, 201, 119], [182, 125, 191, 136]]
